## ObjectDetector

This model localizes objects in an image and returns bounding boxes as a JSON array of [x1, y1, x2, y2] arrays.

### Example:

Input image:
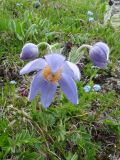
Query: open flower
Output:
[[20, 53, 81, 108], [20, 43, 39, 61], [89, 42, 110, 68]]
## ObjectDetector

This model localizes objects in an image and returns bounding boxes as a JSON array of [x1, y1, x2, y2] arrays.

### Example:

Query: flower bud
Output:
[[20, 43, 39, 61], [89, 42, 110, 68]]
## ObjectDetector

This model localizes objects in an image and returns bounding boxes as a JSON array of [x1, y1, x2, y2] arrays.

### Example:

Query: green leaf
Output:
[[25, 24, 37, 40]]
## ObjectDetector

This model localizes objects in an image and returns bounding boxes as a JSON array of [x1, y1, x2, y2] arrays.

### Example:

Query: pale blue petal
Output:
[[63, 61, 81, 81], [20, 58, 47, 75], [28, 71, 42, 101], [58, 73, 78, 104], [95, 42, 110, 61], [39, 80, 57, 108], [44, 53, 65, 73]]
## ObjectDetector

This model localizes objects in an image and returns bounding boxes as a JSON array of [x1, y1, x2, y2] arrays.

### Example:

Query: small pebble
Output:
[[87, 11, 94, 16], [93, 84, 101, 92], [83, 85, 91, 92]]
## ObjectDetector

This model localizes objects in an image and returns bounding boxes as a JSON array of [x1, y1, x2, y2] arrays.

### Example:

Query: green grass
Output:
[[0, 0, 120, 159]]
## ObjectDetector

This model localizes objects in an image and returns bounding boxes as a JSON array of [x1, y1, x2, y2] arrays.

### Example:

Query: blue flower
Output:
[[89, 42, 110, 68], [20, 53, 81, 108], [16, 2, 23, 6], [20, 43, 39, 61], [87, 11, 94, 16], [83, 85, 91, 93], [88, 17, 94, 22], [93, 84, 101, 92]]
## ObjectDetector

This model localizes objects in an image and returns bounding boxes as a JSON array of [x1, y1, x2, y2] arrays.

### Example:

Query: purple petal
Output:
[[20, 58, 47, 75], [58, 73, 78, 104], [90, 42, 109, 68], [44, 53, 65, 73], [28, 71, 42, 101], [39, 80, 57, 108], [20, 43, 39, 61], [95, 42, 109, 60], [63, 61, 81, 81]]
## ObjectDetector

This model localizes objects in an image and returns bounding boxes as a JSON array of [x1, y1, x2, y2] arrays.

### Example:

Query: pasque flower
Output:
[[89, 42, 110, 68], [74, 42, 110, 68], [20, 53, 81, 108], [20, 43, 39, 61]]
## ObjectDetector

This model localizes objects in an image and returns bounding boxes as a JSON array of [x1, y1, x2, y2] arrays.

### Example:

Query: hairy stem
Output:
[[37, 42, 53, 54], [76, 44, 93, 55]]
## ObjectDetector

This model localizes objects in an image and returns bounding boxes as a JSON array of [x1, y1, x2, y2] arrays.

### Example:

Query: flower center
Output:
[[43, 66, 61, 83]]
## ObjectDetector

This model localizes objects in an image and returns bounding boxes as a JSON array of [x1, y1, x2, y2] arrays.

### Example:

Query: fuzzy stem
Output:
[[37, 42, 53, 54], [76, 44, 93, 55], [68, 44, 93, 63]]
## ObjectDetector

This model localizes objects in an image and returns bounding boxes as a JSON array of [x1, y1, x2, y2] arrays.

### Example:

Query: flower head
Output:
[[20, 53, 81, 108], [87, 11, 94, 16], [83, 85, 91, 93], [89, 42, 110, 68], [88, 17, 94, 23], [20, 43, 39, 61], [93, 84, 101, 92]]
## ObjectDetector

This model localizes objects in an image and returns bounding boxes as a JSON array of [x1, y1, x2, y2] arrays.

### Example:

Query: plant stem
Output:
[[76, 44, 93, 55], [37, 42, 53, 54]]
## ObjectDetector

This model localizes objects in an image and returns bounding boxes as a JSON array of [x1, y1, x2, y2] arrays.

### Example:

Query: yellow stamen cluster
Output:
[[43, 66, 61, 83]]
